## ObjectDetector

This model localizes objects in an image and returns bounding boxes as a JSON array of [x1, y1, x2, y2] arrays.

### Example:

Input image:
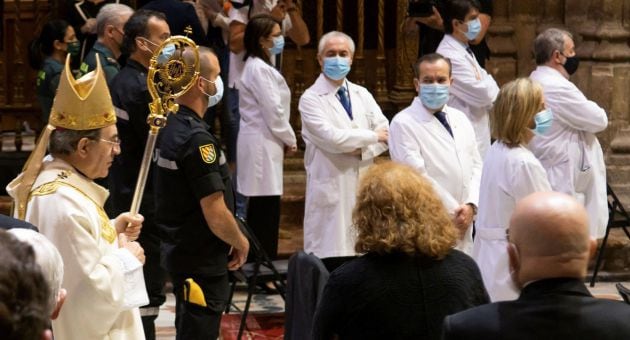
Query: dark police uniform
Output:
[[153, 105, 233, 340], [108, 58, 166, 340], [36, 57, 63, 124], [141, 0, 208, 46], [79, 41, 120, 84]]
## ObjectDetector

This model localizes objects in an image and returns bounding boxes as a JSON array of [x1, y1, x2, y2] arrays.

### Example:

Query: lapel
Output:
[[443, 34, 482, 79], [312, 74, 358, 128], [412, 98, 456, 145]]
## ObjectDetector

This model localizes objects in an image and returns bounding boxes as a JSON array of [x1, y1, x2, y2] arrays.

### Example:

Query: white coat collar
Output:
[[534, 65, 567, 80], [411, 96, 451, 123], [310, 73, 357, 96], [442, 34, 469, 54]]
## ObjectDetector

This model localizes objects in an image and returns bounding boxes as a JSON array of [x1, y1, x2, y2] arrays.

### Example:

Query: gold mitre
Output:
[[49, 54, 116, 130]]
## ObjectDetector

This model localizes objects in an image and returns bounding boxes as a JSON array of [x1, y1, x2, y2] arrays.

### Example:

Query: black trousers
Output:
[[247, 195, 281, 259], [171, 274, 229, 340]]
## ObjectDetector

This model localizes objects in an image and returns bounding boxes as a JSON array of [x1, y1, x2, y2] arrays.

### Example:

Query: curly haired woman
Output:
[[312, 161, 489, 340]]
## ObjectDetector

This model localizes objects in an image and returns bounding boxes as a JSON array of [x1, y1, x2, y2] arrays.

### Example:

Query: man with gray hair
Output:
[[9, 228, 66, 320], [80, 3, 134, 83], [299, 31, 389, 272], [529, 28, 608, 239]]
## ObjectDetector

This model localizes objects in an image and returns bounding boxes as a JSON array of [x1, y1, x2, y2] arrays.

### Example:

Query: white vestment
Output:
[[299, 74, 388, 258], [237, 56, 296, 196], [437, 34, 499, 158], [473, 142, 551, 302], [389, 98, 482, 254], [8, 157, 146, 340], [529, 66, 608, 238]]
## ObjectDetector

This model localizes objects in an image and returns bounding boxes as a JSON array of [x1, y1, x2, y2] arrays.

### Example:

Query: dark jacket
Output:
[[443, 277, 630, 340], [313, 250, 489, 340]]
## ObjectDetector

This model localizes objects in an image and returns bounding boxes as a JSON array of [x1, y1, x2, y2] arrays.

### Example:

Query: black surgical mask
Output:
[[561, 53, 579, 75]]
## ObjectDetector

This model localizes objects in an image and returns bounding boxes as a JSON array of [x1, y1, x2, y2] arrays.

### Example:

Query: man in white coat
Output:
[[389, 53, 482, 254], [529, 28, 609, 238], [299, 31, 389, 271], [436, 0, 499, 158], [7, 57, 147, 340]]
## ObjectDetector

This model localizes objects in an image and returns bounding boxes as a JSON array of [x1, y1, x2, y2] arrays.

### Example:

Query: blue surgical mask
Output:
[[463, 18, 481, 41], [269, 35, 285, 55], [533, 108, 554, 135], [158, 43, 176, 65], [201, 75, 224, 108], [419, 84, 450, 110], [323, 56, 351, 81]]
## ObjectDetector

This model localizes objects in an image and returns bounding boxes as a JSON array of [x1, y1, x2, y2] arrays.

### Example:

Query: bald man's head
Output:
[[508, 192, 597, 288]]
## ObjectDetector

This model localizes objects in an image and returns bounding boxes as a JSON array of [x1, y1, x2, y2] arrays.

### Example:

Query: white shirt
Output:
[[473, 141, 551, 301], [529, 65, 608, 238], [389, 98, 482, 254], [237, 56, 296, 196], [299, 74, 388, 258], [228, 1, 293, 88], [436, 34, 499, 158]]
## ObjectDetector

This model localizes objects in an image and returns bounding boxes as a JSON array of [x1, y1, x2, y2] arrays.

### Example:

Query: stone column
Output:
[[582, 0, 630, 205], [485, 0, 518, 85]]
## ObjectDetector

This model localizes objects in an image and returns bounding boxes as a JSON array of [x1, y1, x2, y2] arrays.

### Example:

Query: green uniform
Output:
[[36, 57, 63, 124], [79, 41, 120, 84]]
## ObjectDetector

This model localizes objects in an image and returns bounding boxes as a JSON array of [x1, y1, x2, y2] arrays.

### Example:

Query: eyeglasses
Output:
[[99, 137, 121, 151]]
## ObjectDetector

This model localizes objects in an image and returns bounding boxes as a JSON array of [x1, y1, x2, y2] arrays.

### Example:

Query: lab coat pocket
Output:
[[309, 177, 339, 209]]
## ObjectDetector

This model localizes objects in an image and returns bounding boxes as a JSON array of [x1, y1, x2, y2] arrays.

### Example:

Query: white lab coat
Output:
[[389, 98, 482, 254], [473, 141, 551, 302], [529, 66, 608, 238], [436, 34, 499, 158], [237, 56, 296, 196], [227, 2, 292, 88], [299, 74, 389, 258], [7, 156, 146, 340]]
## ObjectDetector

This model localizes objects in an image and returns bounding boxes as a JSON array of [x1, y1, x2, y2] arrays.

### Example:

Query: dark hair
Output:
[[28, 19, 70, 70], [122, 9, 166, 55], [413, 53, 452, 77], [243, 14, 280, 64], [440, 0, 480, 34], [0, 230, 50, 340]]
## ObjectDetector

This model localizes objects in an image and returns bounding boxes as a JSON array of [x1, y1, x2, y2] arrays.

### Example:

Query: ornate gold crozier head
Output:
[[8, 54, 116, 219], [49, 54, 116, 130]]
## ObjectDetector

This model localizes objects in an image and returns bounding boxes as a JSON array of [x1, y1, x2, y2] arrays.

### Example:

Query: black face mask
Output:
[[562, 53, 580, 75]]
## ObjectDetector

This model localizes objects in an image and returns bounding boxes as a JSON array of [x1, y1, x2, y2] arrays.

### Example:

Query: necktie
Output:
[[466, 46, 474, 57], [337, 86, 353, 120], [434, 111, 453, 138]]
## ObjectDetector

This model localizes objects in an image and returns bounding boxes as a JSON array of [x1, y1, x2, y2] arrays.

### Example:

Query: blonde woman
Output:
[[313, 162, 488, 340], [473, 77, 552, 302]]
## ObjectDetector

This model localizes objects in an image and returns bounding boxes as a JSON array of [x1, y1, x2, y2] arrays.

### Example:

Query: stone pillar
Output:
[[485, 0, 517, 85]]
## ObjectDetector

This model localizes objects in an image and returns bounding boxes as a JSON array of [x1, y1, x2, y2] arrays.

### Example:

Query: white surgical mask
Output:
[[201, 75, 224, 108]]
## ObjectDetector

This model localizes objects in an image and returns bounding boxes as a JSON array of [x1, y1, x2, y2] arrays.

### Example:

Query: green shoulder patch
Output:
[[199, 144, 216, 164]]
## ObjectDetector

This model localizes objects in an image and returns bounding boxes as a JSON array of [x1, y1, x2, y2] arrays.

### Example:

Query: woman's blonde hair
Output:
[[490, 77, 544, 147], [353, 162, 458, 259]]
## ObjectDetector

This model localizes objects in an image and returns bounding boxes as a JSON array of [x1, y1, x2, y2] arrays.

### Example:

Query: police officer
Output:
[[107, 9, 170, 340], [153, 46, 249, 339], [79, 3, 133, 84]]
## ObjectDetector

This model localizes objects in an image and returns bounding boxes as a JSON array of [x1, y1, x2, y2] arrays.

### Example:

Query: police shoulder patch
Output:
[[199, 144, 216, 164]]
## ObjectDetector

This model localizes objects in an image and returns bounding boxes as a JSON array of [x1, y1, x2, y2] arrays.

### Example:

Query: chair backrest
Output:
[[235, 216, 271, 265], [285, 251, 330, 340], [607, 184, 630, 227], [615, 283, 630, 305]]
